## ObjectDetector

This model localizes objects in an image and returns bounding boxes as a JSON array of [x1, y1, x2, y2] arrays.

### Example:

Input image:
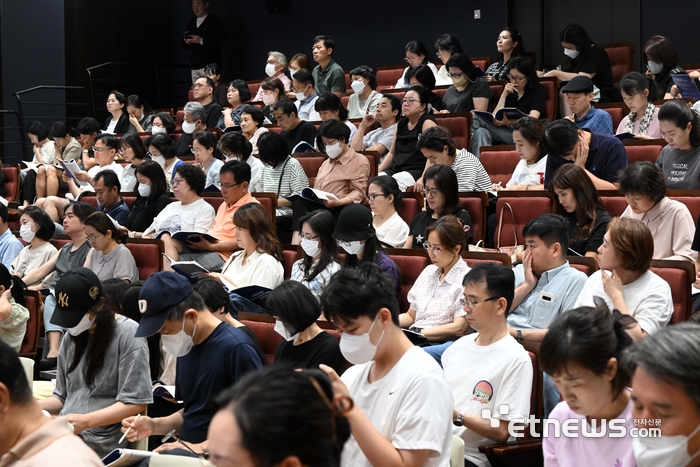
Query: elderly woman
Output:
[[239, 104, 269, 155]]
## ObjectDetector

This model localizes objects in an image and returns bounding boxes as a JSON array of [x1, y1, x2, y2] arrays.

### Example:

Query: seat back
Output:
[[495, 194, 553, 245], [623, 139, 665, 164], [434, 113, 472, 150], [385, 249, 431, 313], [479, 146, 522, 186], [359, 151, 380, 178], [202, 196, 225, 212], [459, 192, 488, 244], [251, 192, 278, 226], [470, 56, 492, 71], [650, 259, 693, 324], [19, 290, 42, 357], [295, 153, 328, 186], [600, 196, 629, 217], [567, 256, 599, 276], [247, 80, 262, 98], [489, 82, 506, 107], [2, 165, 20, 203], [670, 194, 700, 224], [461, 251, 512, 267], [376, 66, 405, 91], [602, 42, 635, 86], [49, 238, 71, 250], [124, 238, 164, 280], [397, 192, 424, 225], [539, 77, 559, 121], [597, 102, 629, 131], [240, 314, 282, 364], [175, 109, 184, 131], [282, 247, 299, 281]]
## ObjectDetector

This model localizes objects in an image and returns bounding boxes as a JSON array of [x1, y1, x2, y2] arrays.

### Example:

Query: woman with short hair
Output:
[[217, 79, 251, 130], [118, 133, 148, 192], [434, 34, 464, 86], [348, 65, 382, 119], [643, 35, 685, 98], [11, 206, 57, 282], [367, 175, 409, 248], [239, 104, 269, 155], [83, 212, 139, 283], [315, 92, 358, 143], [125, 160, 172, 233], [259, 77, 285, 124], [191, 130, 225, 188]]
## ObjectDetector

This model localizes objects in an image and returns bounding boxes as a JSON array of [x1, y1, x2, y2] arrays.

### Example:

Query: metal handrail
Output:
[[0, 110, 28, 162]]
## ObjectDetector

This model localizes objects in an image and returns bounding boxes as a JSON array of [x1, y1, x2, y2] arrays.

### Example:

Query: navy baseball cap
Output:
[[135, 272, 194, 337]]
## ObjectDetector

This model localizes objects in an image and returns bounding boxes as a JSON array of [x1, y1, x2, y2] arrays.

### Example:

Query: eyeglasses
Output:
[[366, 193, 388, 202], [172, 177, 184, 186], [459, 296, 500, 308], [220, 181, 242, 191], [300, 232, 319, 241], [192, 83, 206, 88], [321, 139, 339, 147], [422, 242, 445, 255], [402, 98, 419, 105], [190, 147, 203, 155], [404, 56, 420, 63], [85, 233, 101, 243], [447, 72, 464, 79], [508, 74, 526, 82], [421, 187, 439, 198], [92, 147, 106, 153]]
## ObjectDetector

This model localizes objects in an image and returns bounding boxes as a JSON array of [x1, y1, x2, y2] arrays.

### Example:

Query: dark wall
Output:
[[641, 0, 700, 67]]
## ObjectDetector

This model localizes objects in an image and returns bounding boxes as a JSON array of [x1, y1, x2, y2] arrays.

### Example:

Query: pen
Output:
[[119, 413, 140, 444]]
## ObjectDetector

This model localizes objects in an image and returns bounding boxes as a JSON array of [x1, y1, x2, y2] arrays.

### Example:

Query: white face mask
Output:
[[325, 141, 343, 159], [67, 313, 94, 336], [342, 240, 365, 256], [161, 318, 196, 357], [265, 63, 277, 77], [289, 69, 296, 79], [181, 121, 196, 134], [19, 224, 36, 243], [339, 314, 385, 365], [151, 126, 167, 135], [633, 423, 700, 467], [295, 91, 307, 101], [152, 155, 165, 168], [564, 48, 579, 59], [300, 237, 322, 258], [274, 319, 298, 342], [351, 80, 366, 95], [647, 60, 664, 75], [138, 183, 152, 197], [262, 94, 276, 106]]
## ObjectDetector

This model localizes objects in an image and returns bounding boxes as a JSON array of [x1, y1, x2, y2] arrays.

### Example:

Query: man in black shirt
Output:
[[182, 0, 226, 84], [192, 77, 222, 128], [273, 99, 317, 153]]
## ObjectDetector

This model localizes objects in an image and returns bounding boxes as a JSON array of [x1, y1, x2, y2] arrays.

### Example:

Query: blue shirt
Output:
[[97, 198, 130, 226], [507, 261, 587, 330], [0, 228, 22, 271], [544, 130, 628, 187], [574, 106, 613, 135]]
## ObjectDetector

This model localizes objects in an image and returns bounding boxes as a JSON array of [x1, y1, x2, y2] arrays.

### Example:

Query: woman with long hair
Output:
[[291, 210, 341, 300], [103, 90, 130, 134], [395, 40, 439, 88], [485, 27, 527, 82], [617, 72, 663, 139], [125, 160, 172, 233], [548, 164, 611, 257], [83, 212, 139, 283], [440, 53, 492, 114], [126, 94, 155, 133], [655, 100, 700, 190]]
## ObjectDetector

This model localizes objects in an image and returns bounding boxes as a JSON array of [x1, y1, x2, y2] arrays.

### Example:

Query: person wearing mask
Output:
[[150, 112, 176, 136], [238, 104, 269, 155], [655, 100, 700, 190], [561, 76, 613, 134], [347, 66, 382, 119], [83, 212, 139, 283], [434, 33, 465, 86], [617, 72, 663, 139], [441, 53, 492, 114], [494, 117, 548, 191], [126, 94, 155, 134], [191, 76, 223, 128], [11, 206, 57, 283], [273, 99, 318, 153], [204, 62, 228, 107], [217, 79, 252, 130], [191, 130, 224, 188], [148, 133, 185, 190], [182, 0, 226, 84], [176, 101, 208, 157], [218, 131, 263, 192], [315, 92, 358, 143], [643, 35, 685, 99], [311, 35, 345, 98], [259, 77, 285, 124], [118, 132, 148, 193], [253, 51, 292, 102], [366, 176, 409, 249], [485, 28, 527, 82], [293, 69, 321, 121], [103, 91, 131, 134], [351, 93, 400, 158], [395, 40, 439, 89], [0, 203, 23, 270], [125, 160, 172, 234]]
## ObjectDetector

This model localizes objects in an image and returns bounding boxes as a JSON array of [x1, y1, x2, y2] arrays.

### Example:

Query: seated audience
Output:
[[267, 281, 344, 372], [42, 121, 83, 197], [405, 64, 444, 111], [179, 160, 259, 271], [126, 94, 155, 133], [542, 118, 627, 190], [400, 216, 471, 342], [0, 340, 104, 465], [417, 126, 491, 192], [291, 210, 342, 300], [217, 79, 251, 130], [319, 263, 453, 467], [548, 164, 611, 257], [21, 121, 56, 207], [441, 53, 492, 113], [118, 132, 148, 192], [617, 72, 663, 139], [494, 117, 547, 190], [103, 90, 131, 134], [0, 203, 23, 270], [395, 40, 439, 88], [620, 161, 696, 262], [348, 65, 382, 119], [561, 76, 613, 134], [0, 264, 28, 353], [207, 366, 351, 467], [83, 212, 139, 283], [21, 202, 93, 369], [239, 104, 268, 155], [38, 268, 151, 457], [644, 35, 685, 99], [76, 116, 101, 171], [288, 53, 310, 78], [192, 130, 224, 188], [367, 176, 409, 248], [292, 69, 321, 121], [541, 302, 636, 466], [192, 76, 223, 128], [204, 62, 228, 107], [405, 164, 472, 248], [485, 28, 527, 82], [443, 263, 533, 465], [655, 100, 700, 189], [121, 271, 263, 454], [471, 56, 545, 157], [148, 133, 184, 189], [311, 35, 345, 97], [259, 77, 286, 124], [434, 33, 465, 86], [351, 93, 400, 158], [334, 204, 400, 291], [575, 217, 673, 341], [253, 51, 292, 102], [125, 160, 172, 233], [11, 206, 57, 281], [150, 112, 176, 135], [315, 92, 357, 143], [176, 101, 208, 157], [378, 86, 437, 190], [273, 98, 318, 152], [93, 170, 130, 226], [218, 131, 262, 192], [621, 323, 700, 466]]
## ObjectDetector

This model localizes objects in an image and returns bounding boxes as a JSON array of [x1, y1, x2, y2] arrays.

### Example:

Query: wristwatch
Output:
[[516, 330, 523, 343], [453, 410, 465, 427]]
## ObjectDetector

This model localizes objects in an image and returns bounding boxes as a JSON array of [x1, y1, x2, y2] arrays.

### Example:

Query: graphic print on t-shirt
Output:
[[158, 215, 183, 235], [471, 380, 494, 404]]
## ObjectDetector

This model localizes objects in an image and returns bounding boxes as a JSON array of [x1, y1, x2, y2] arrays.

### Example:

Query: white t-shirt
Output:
[[340, 346, 453, 467], [506, 156, 548, 187], [221, 250, 284, 289], [442, 333, 533, 467], [435, 64, 451, 86], [105, 119, 118, 134], [574, 269, 673, 334], [80, 162, 124, 194], [121, 164, 138, 193], [11, 241, 58, 285], [203, 158, 225, 189], [396, 62, 440, 88], [143, 198, 215, 236], [374, 211, 409, 248], [33, 141, 56, 165], [247, 156, 263, 193]]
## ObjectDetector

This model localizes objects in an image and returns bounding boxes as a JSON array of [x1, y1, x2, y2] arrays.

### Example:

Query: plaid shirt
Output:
[[407, 260, 470, 329]]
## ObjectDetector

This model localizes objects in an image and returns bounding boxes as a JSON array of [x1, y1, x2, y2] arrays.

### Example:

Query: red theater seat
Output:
[[539, 77, 559, 122], [489, 82, 506, 107], [470, 56, 492, 71], [650, 259, 693, 324], [669, 191, 700, 225], [479, 146, 522, 186], [376, 66, 405, 91], [251, 192, 278, 226], [459, 192, 488, 244], [239, 313, 282, 365], [385, 249, 431, 313], [124, 238, 164, 280], [295, 153, 327, 186], [19, 290, 42, 357], [49, 238, 71, 250], [434, 113, 472, 150], [567, 256, 599, 276], [461, 251, 512, 268], [495, 194, 553, 245], [397, 192, 424, 226], [597, 102, 629, 131], [602, 42, 635, 86], [600, 196, 629, 217], [2, 165, 20, 204], [623, 140, 665, 164], [282, 247, 299, 281], [175, 110, 184, 131]]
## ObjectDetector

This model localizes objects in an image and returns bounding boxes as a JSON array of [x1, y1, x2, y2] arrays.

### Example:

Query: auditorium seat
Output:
[[202, 196, 225, 211], [459, 191, 488, 244], [567, 255, 599, 276], [479, 146, 521, 186], [435, 113, 472, 151], [397, 192, 424, 225], [384, 248, 431, 313], [124, 238, 164, 280], [376, 66, 405, 91], [489, 82, 505, 107], [495, 193, 553, 245], [668, 191, 700, 226], [600, 196, 629, 217], [175, 110, 184, 131], [470, 56, 492, 71], [295, 153, 329, 186], [19, 290, 42, 357], [623, 139, 665, 164], [2, 165, 20, 204], [539, 77, 560, 122], [650, 259, 693, 323], [602, 42, 635, 86], [461, 251, 512, 268], [597, 102, 629, 130], [247, 80, 262, 98], [239, 313, 282, 364], [49, 238, 71, 250], [341, 95, 349, 108], [251, 192, 278, 227], [282, 246, 299, 281]]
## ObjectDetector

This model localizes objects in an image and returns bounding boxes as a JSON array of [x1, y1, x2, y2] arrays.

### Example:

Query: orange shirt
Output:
[[209, 193, 259, 261]]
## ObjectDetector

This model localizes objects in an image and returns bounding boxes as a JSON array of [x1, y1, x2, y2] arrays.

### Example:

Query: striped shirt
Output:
[[452, 149, 492, 192], [260, 156, 309, 216]]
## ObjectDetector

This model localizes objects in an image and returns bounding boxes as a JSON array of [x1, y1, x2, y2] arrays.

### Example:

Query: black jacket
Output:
[[182, 14, 226, 69]]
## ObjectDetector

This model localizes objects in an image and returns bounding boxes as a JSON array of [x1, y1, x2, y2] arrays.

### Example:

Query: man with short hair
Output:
[[76, 116, 101, 171], [311, 35, 345, 98], [543, 118, 627, 190], [191, 77, 223, 129], [182, 0, 226, 84], [177, 160, 259, 271], [0, 203, 22, 270], [177, 102, 209, 157], [94, 171, 130, 225], [253, 51, 291, 102], [121, 272, 263, 454], [273, 99, 317, 152], [622, 323, 700, 466], [443, 263, 533, 467], [561, 76, 613, 134], [0, 340, 103, 466], [320, 263, 453, 467], [351, 93, 400, 157], [292, 69, 321, 121]]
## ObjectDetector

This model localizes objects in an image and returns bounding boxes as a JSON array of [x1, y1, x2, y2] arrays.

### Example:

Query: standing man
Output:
[[183, 0, 226, 84], [311, 35, 345, 98]]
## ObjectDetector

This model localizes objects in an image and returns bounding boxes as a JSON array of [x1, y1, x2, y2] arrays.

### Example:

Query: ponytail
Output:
[[658, 100, 700, 148]]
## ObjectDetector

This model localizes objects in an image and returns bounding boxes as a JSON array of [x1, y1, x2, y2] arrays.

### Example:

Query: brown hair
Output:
[[84, 212, 128, 244], [261, 77, 286, 98], [548, 164, 604, 242], [290, 53, 310, 71], [643, 35, 679, 72], [607, 217, 654, 273], [424, 215, 466, 254], [234, 203, 283, 262]]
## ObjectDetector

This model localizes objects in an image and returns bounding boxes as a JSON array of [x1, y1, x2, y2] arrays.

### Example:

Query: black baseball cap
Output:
[[333, 204, 375, 242], [135, 272, 194, 337], [561, 76, 594, 94], [50, 268, 103, 328]]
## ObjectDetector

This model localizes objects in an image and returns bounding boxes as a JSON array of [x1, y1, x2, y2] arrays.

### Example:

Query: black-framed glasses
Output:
[[366, 193, 388, 202], [422, 242, 445, 255], [299, 232, 319, 241], [421, 187, 439, 198], [459, 296, 500, 308], [447, 71, 464, 79], [508, 74, 526, 82], [220, 181, 242, 191]]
